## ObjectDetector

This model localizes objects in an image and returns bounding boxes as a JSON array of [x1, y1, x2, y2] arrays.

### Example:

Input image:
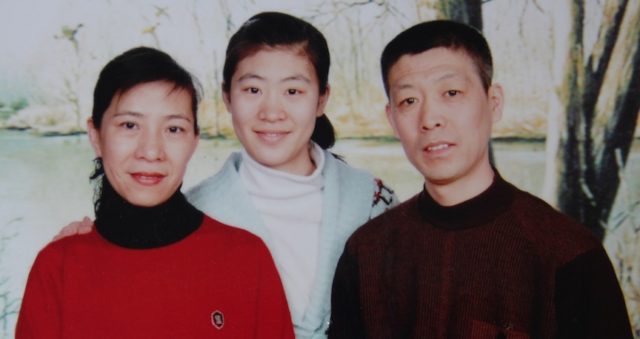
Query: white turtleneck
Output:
[[238, 143, 325, 322]]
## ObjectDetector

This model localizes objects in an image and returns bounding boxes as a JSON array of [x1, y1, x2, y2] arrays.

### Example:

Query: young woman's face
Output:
[[224, 46, 329, 176], [88, 81, 199, 207]]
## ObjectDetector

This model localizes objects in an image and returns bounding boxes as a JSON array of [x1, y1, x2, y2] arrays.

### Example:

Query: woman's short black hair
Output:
[[92, 46, 201, 133], [381, 20, 493, 96], [222, 12, 335, 149]]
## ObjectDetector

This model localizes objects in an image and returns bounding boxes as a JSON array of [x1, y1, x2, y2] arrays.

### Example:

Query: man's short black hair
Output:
[[381, 20, 493, 96]]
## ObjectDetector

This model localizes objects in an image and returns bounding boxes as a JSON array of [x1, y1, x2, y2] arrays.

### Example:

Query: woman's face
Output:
[[88, 81, 199, 207], [224, 46, 329, 176]]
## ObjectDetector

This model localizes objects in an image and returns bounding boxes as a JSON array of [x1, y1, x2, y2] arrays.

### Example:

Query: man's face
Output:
[[385, 47, 503, 199]]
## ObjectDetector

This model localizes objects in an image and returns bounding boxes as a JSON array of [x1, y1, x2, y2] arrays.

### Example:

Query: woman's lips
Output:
[[130, 172, 165, 185]]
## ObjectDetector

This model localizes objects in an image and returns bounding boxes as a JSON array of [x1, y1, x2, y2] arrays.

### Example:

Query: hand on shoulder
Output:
[[52, 216, 94, 241]]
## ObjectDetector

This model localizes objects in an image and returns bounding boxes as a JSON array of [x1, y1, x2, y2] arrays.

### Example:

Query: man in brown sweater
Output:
[[328, 20, 633, 339]]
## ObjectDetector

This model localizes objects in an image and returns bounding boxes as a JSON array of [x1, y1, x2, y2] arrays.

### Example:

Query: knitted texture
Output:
[[329, 174, 632, 339], [16, 217, 293, 338]]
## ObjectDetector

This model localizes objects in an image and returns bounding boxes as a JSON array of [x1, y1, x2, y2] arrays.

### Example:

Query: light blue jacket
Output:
[[186, 150, 397, 339]]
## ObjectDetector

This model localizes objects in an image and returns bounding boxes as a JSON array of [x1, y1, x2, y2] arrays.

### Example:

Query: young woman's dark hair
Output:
[[222, 11, 336, 149], [90, 46, 201, 212], [380, 20, 494, 96]]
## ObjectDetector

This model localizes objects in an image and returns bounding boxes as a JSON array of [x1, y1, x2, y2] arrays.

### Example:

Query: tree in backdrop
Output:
[[554, 0, 640, 240]]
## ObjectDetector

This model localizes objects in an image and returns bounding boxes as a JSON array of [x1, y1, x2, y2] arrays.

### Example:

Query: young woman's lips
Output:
[[256, 130, 289, 143], [130, 172, 165, 185]]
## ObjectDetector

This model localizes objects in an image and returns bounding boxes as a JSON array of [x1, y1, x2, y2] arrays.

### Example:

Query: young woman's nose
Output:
[[258, 91, 286, 121]]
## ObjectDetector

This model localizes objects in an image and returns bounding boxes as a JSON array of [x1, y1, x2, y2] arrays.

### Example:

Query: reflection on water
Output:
[[0, 130, 638, 338]]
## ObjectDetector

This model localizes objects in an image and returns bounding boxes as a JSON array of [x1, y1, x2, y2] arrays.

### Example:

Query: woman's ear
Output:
[[87, 118, 102, 157], [222, 85, 232, 113], [316, 85, 331, 117]]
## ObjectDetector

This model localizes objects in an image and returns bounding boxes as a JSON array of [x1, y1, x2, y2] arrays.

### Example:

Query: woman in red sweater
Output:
[[16, 47, 293, 339]]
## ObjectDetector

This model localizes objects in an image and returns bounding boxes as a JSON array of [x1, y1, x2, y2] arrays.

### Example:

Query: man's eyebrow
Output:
[[391, 83, 416, 91], [435, 72, 466, 82]]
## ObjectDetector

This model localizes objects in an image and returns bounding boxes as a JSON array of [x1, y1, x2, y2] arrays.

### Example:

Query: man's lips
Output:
[[424, 142, 454, 153], [130, 172, 165, 185]]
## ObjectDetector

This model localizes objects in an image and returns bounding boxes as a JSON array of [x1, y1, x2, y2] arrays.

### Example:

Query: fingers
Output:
[[51, 216, 95, 241], [79, 216, 93, 234], [52, 225, 77, 241]]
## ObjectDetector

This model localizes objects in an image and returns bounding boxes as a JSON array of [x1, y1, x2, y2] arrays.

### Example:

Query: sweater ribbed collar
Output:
[[417, 170, 516, 230], [95, 179, 203, 249]]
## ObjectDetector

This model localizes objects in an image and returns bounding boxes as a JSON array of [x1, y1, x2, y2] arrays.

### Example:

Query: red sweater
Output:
[[16, 216, 294, 338], [329, 174, 632, 338]]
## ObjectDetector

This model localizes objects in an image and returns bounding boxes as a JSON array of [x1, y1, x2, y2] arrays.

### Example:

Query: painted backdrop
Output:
[[1, 0, 638, 337]]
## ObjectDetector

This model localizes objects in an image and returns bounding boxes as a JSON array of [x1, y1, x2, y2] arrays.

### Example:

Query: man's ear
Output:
[[87, 118, 102, 157], [385, 103, 400, 139], [488, 83, 504, 123]]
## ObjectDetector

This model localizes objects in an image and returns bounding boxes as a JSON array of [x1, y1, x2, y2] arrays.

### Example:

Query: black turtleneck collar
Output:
[[95, 179, 204, 249], [417, 170, 516, 230]]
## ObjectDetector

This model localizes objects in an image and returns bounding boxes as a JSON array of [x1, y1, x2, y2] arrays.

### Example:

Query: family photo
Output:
[[0, 0, 638, 337]]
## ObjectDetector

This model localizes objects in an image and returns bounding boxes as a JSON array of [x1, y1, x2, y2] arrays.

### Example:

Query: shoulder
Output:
[[346, 193, 419, 249], [31, 231, 102, 270], [186, 153, 241, 199], [197, 216, 270, 254], [507, 185, 601, 261], [324, 150, 398, 211]]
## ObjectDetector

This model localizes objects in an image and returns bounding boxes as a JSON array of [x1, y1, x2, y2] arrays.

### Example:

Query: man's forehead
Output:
[[388, 49, 475, 87]]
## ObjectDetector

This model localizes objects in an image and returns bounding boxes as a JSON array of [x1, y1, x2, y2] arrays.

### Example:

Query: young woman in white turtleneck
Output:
[[188, 13, 397, 338]]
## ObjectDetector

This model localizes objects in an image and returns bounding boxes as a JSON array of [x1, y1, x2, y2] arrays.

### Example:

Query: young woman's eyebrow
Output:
[[281, 75, 311, 84]]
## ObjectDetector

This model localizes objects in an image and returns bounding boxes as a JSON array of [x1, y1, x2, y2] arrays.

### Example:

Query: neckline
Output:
[[95, 179, 203, 249], [417, 171, 516, 230]]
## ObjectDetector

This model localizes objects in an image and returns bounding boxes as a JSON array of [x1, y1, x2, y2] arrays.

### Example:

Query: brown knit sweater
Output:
[[328, 173, 632, 339]]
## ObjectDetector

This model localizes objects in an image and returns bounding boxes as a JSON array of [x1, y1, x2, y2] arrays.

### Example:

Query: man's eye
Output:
[[445, 90, 460, 97], [248, 87, 260, 94], [168, 126, 184, 133], [287, 89, 299, 95], [400, 97, 417, 106]]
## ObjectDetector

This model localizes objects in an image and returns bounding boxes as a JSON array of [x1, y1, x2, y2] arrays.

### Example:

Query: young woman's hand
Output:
[[52, 216, 93, 241]]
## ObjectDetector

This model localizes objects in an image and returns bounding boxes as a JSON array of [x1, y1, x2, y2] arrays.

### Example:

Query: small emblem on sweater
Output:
[[211, 310, 224, 329]]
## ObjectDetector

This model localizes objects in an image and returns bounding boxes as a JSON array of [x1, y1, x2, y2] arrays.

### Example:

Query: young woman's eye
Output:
[[286, 88, 300, 95], [248, 87, 260, 94], [168, 126, 185, 134]]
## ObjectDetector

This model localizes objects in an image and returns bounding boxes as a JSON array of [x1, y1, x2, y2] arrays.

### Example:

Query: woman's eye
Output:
[[121, 122, 137, 129], [248, 87, 260, 94], [287, 89, 299, 95], [168, 126, 184, 133]]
